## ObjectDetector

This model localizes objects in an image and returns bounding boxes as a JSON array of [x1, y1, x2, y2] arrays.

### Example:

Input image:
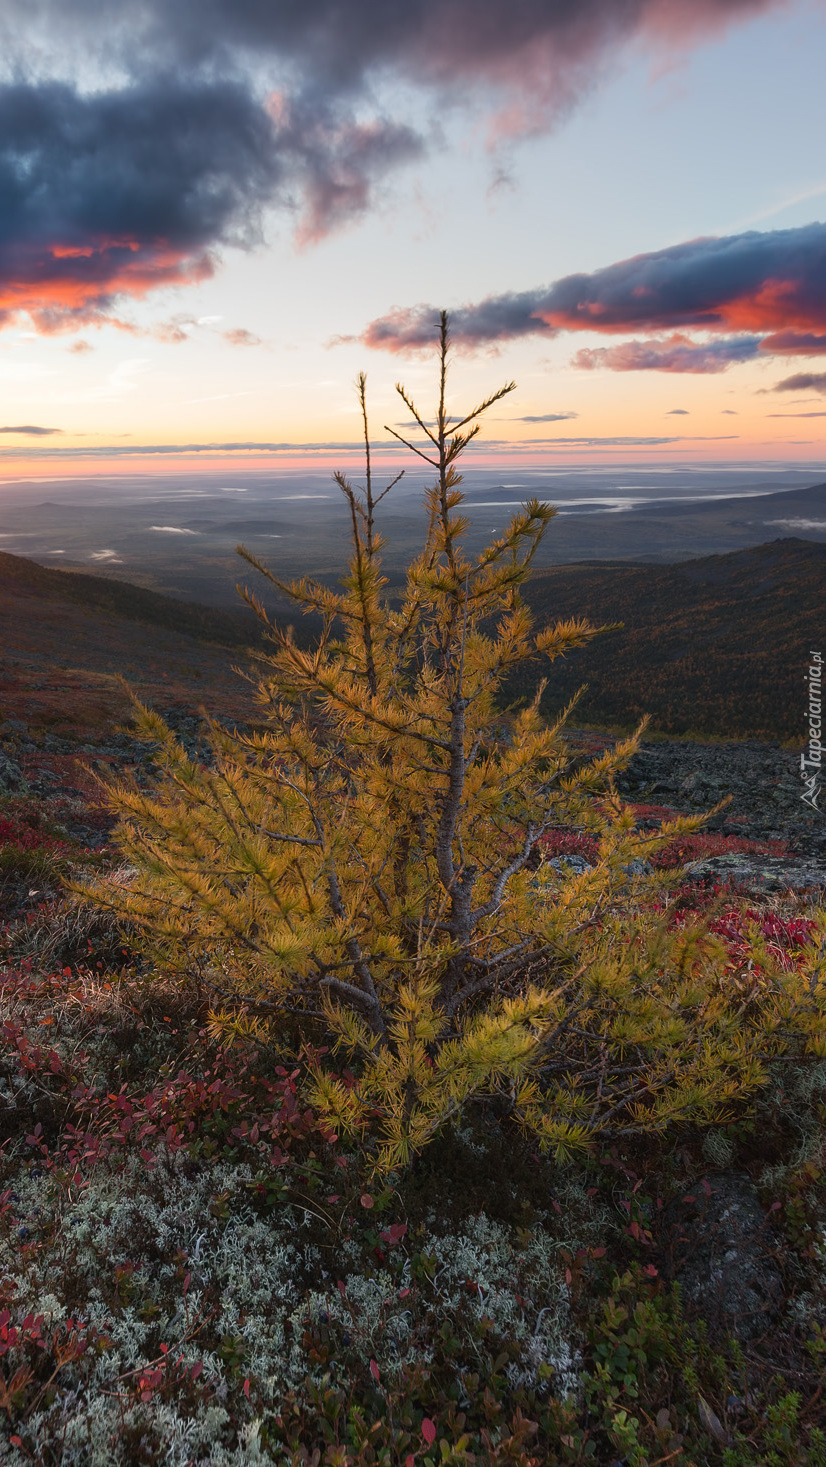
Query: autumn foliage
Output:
[[83, 314, 826, 1174]]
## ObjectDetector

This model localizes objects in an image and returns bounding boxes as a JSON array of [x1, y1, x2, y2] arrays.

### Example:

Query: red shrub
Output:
[[651, 830, 788, 868], [537, 830, 599, 864], [0, 812, 68, 857]]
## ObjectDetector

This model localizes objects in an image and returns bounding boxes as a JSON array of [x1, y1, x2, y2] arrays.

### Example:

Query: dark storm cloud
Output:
[[273, 97, 421, 246], [572, 335, 764, 372], [759, 330, 826, 353], [362, 295, 556, 351], [531, 223, 826, 336], [362, 222, 826, 371], [0, 78, 420, 331], [9, 0, 784, 135], [0, 0, 796, 331], [0, 80, 279, 329], [164, 0, 788, 73]]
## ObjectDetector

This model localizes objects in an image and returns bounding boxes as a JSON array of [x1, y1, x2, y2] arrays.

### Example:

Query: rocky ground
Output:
[[1, 714, 824, 893], [615, 736, 826, 890], [616, 738, 820, 848]]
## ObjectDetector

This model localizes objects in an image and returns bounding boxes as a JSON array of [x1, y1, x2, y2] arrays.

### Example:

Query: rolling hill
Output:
[[0, 537, 821, 742], [517, 536, 824, 740], [0, 550, 264, 738]]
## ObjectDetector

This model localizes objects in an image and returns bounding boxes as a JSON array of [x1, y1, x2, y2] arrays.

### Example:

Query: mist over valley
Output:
[[1, 463, 825, 611]]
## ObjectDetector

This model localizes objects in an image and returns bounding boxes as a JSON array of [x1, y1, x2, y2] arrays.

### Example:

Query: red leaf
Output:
[[369, 1358, 380, 1383], [381, 1222, 408, 1246], [360, 1193, 374, 1209], [421, 1417, 437, 1445], [243, 1377, 250, 1398]]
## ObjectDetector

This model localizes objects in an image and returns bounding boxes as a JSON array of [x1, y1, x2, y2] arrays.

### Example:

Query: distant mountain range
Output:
[[0, 535, 821, 742]]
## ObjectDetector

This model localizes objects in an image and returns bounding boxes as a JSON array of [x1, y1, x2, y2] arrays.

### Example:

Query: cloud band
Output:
[[361, 221, 826, 371]]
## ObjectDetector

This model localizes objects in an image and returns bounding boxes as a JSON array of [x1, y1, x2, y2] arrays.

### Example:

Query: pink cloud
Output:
[[572, 333, 762, 372]]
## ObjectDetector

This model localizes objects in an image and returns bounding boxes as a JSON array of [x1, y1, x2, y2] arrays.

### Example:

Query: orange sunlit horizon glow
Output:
[[1, 436, 826, 485]]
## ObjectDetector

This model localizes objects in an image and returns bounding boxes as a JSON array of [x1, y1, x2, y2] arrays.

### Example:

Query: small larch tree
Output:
[[84, 314, 826, 1173]]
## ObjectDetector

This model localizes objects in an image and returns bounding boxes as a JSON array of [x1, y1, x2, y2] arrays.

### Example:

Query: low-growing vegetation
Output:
[[1, 321, 825, 1464], [0, 898, 825, 1464]]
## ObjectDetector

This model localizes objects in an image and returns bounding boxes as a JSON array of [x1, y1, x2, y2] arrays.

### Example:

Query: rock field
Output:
[[2, 714, 825, 893], [616, 736, 826, 890]]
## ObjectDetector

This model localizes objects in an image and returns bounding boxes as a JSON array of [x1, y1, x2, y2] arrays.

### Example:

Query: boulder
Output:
[[0, 749, 27, 795], [688, 852, 826, 892], [659, 1172, 783, 1341], [546, 855, 593, 876]]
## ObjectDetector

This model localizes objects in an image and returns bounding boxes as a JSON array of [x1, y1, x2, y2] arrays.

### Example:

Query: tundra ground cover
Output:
[[1, 771, 826, 1465]]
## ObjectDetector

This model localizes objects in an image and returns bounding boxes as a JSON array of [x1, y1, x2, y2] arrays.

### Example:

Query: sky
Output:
[[2, 0, 826, 479]]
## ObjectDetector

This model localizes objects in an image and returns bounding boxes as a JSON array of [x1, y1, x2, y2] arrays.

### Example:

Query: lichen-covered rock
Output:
[[616, 737, 826, 857], [547, 854, 593, 876], [0, 748, 26, 794], [688, 851, 826, 892], [659, 1172, 783, 1341]]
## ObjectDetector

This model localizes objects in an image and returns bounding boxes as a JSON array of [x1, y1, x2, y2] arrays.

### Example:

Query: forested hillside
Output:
[[517, 537, 824, 739], [2, 535, 822, 741]]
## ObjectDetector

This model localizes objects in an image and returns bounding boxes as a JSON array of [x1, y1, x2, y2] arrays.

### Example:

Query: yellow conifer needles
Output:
[[82, 314, 826, 1171]]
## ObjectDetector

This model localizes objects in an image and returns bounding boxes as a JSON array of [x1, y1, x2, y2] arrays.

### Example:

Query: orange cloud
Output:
[[0, 243, 214, 331]]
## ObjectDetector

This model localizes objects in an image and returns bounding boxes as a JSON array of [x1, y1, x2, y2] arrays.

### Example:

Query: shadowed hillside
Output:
[[1, 538, 821, 742], [0, 550, 268, 738], [0, 549, 261, 647], [516, 537, 824, 740]]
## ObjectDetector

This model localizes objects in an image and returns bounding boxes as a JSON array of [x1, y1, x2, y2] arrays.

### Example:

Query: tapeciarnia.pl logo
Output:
[[801, 650, 823, 811]]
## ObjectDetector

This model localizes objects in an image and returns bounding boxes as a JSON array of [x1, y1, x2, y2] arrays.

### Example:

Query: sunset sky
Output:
[[2, 0, 826, 477]]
